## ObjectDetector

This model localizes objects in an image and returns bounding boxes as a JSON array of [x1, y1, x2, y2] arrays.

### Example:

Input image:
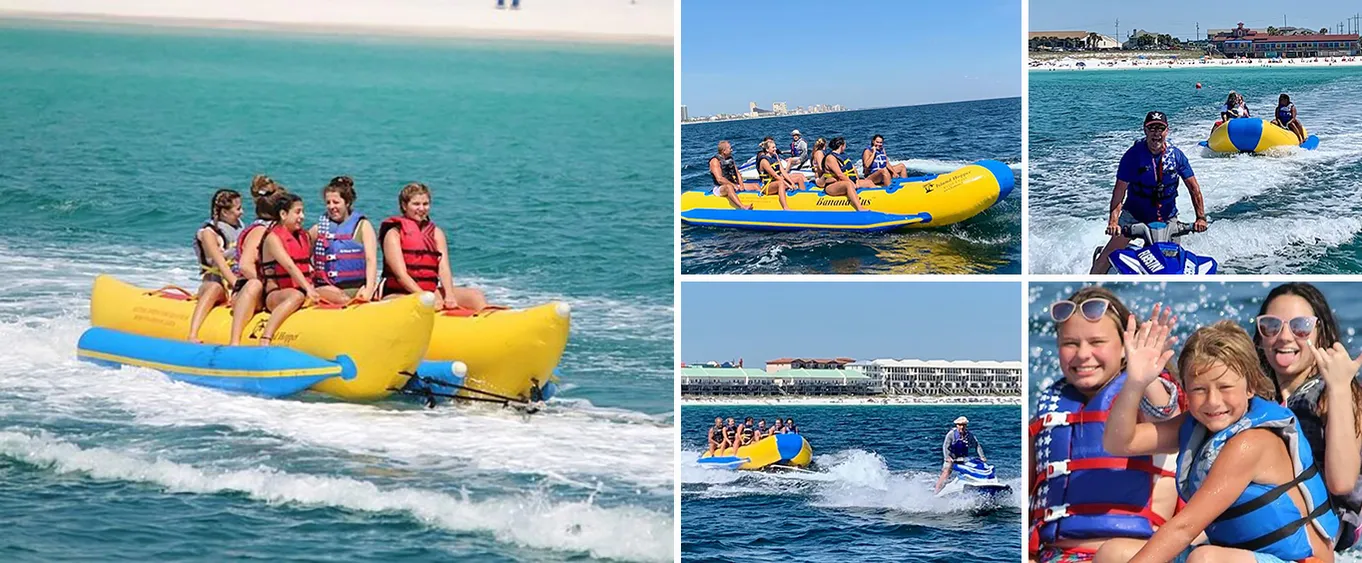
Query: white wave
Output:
[[0, 315, 674, 493], [0, 431, 673, 563]]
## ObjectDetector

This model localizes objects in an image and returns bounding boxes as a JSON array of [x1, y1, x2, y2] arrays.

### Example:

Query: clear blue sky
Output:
[[680, 0, 1021, 116], [681, 282, 1021, 364], [1030, 0, 1361, 41]]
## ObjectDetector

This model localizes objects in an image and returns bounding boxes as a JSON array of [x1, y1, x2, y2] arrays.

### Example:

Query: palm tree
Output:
[[1087, 32, 1101, 50]]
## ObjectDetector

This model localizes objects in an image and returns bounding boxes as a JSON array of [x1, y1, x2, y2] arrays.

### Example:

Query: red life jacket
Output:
[[380, 216, 441, 294], [258, 225, 313, 290]]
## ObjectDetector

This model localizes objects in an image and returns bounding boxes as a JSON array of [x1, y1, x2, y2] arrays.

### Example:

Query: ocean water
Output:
[[680, 99, 1022, 274], [1029, 67, 1362, 273], [680, 405, 1022, 562], [0, 22, 674, 562]]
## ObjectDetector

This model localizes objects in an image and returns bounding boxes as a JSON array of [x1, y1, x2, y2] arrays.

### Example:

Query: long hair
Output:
[[1255, 283, 1362, 438], [209, 189, 241, 223]]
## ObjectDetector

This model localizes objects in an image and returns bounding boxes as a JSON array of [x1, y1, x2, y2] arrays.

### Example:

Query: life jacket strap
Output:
[[1032, 457, 1175, 484], [1031, 502, 1168, 527], [1029, 411, 1110, 435]]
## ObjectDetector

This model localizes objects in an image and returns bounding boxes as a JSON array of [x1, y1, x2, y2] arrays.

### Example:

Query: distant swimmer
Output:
[[707, 417, 725, 456], [754, 139, 805, 210], [709, 141, 754, 210], [1273, 93, 1307, 144], [819, 137, 871, 212], [785, 130, 810, 171], [1090, 111, 1208, 275], [934, 416, 986, 493], [861, 134, 909, 186]]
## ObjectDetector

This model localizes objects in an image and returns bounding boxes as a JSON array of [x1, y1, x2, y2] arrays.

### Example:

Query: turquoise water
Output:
[[681, 405, 1022, 562], [681, 99, 1022, 274], [0, 22, 673, 561], [1029, 67, 1362, 273]]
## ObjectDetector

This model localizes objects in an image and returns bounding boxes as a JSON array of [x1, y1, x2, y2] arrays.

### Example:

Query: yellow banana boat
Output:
[[426, 302, 571, 401], [89, 275, 432, 401], [697, 434, 812, 470]]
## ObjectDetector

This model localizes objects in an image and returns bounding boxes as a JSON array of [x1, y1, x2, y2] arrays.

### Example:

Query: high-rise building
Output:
[[749, 101, 758, 113], [680, 105, 689, 121], [772, 101, 787, 113]]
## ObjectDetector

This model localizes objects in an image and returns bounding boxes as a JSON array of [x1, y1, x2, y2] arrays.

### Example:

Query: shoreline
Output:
[[681, 396, 1022, 407], [1029, 53, 1362, 73], [0, 1, 673, 46]]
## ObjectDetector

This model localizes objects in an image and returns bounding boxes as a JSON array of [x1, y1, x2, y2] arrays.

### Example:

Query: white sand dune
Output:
[[0, 0, 673, 44]]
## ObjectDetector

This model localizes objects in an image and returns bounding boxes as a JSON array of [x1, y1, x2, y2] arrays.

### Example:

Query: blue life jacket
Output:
[[790, 140, 805, 157], [1276, 103, 1295, 123], [822, 151, 859, 180], [1177, 397, 1338, 560], [1123, 140, 1183, 222], [865, 146, 890, 174], [311, 212, 368, 289], [1030, 373, 1173, 548], [949, 428, 974, 459], [757, 153, 783, 184], [1284, 377, 1362, 552]]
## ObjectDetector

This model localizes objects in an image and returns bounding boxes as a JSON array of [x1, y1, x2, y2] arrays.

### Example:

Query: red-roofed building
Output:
[[1211, 23, 1359, 58]]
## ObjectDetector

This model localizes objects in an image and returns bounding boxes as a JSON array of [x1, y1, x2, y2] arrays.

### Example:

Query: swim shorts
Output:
[[1171, 546, 1292, 563], [1034, 545, 1096, 563]]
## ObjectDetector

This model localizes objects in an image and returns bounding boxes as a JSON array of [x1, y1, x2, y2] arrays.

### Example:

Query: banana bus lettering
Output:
[[814, 197, 872, 207]]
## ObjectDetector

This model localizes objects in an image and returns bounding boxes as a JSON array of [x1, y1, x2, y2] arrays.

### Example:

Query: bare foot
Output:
[[258, 336, 272, 347], [188, 336, 202, 344]]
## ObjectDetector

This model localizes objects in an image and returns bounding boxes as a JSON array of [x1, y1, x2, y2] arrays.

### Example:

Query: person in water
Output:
[[708, 140, 753, 210], [785, 130, 809, 171], [1030, 286, 1183, 563], [380, 182, 487, 311], [256, 192, 324, 345], [808, 138, 829, 187], [228, 176, 282, 346], [707, 417, 726, 456], [1091, 111, 1209, 275], [934, 416, 987, 493], [1272, 94, 1308, 144], [187, 189, 244, 343], [861, 134, 908, 187], [1220, 91, 1250, 122], [1101, 318, 1339, 563], [309, 176, 378, 302], [1254, 283, 1362, 552], [754, 139, 804, 210], [820, 137, 871, 212]]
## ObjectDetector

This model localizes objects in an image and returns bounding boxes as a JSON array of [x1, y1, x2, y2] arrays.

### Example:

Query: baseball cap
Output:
[[1144, 111, 1168, 126]]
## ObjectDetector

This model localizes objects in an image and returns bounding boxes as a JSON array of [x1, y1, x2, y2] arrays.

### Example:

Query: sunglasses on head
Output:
[[1255, 315, 1318, 339], [1050, 298, 1112, 323]]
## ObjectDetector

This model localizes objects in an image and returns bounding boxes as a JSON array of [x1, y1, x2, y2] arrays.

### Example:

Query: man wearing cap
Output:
[[1090, 110, 1209, 274], [934, 416, 986, 493], [784, 130, 809, 172]]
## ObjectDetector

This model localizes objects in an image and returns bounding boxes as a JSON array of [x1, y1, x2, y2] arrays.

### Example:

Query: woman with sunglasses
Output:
[[1089, 111, 1209, 275], [1030, 286, 1183, 563], [1254, 282, 1362, 552]]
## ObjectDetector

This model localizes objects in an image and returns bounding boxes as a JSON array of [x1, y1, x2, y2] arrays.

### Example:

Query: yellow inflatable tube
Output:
[[681, 160, 1015, 229], [1205, 118, 1313, 153], [425, 302, 571, 401], [698, 434, 812, 470], [89, 275, 433, 401]]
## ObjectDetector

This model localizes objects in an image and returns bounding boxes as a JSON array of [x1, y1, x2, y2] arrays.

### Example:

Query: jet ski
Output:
[[1096, 221, 1218, 275], [936, 458, 1012, 500]]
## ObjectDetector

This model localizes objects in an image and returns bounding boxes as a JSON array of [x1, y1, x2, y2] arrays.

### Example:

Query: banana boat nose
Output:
[[976, 159, 1016, 204]]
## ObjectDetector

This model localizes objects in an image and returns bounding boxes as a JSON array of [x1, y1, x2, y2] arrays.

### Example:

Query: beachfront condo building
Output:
[[850, 359, 1023, 397], [679, 365, 878, 397]]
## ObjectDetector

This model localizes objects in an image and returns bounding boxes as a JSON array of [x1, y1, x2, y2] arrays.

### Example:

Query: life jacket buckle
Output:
[[1040, 412, 1070, 428], [1045, 461, 1069, 479], [1043, 504, 1070, 523]]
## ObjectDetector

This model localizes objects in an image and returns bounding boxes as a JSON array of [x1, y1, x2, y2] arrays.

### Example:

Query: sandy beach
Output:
[[682, 396, 1022, 407], [1030, 52, 1362, 72], [0, 0, 673, 44]]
